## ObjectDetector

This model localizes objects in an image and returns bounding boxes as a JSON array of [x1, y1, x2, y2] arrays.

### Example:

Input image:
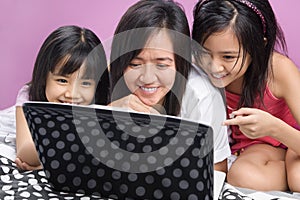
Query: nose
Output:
[[64, 83, 80, 100], [210, 59, 225, 73], [139, 64, 157, 84]]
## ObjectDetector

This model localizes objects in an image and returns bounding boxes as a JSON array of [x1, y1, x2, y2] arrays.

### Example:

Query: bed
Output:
[[1, 106, 300, 200]]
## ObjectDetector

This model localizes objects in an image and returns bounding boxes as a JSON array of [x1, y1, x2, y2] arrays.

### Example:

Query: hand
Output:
[[223, 107, 279, 139], [109, 94, 160, 114], [15, 157, 42, 171]]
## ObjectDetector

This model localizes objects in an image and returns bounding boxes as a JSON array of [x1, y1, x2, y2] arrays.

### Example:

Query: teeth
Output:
[[140, 86, 157, 92], [212, 73, 226, 79], [61, 101, 79, 105]]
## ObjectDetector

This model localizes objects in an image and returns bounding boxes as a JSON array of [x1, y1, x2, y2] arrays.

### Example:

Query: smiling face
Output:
[[201, 28, 252, 94], [45, 65, 96, 105], [123, 30, 176, 106]]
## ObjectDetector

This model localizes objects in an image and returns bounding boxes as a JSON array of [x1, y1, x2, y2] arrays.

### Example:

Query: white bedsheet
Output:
[[0, 106, 16, 160]]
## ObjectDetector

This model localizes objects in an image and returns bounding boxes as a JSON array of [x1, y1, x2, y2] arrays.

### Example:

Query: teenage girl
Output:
[[192, 0, 300, 191]]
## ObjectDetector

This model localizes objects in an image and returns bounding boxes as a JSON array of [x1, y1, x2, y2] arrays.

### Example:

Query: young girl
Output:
[[192, 0, 300, 191], [15, 25, 109, 171], [109, 0, 230, 172]]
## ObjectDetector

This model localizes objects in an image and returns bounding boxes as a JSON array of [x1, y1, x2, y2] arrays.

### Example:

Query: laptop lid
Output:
[[23, 102, 213, 199]]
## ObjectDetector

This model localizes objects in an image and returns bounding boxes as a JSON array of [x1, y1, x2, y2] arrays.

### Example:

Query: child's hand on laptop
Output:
[[15, 157, 42, 171]]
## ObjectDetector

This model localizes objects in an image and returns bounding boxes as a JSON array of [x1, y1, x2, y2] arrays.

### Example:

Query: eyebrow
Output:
[[202, 46, 239, 55], [133, 57, 174, 62], [51, 72, 69, 77], [219, 51, 239, 54]]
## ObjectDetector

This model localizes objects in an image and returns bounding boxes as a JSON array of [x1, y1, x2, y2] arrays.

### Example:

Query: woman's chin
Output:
[[140, 98, 160, 107]]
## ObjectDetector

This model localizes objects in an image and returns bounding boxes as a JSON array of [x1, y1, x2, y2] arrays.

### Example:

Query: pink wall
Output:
[[0, 0, 299, 110]]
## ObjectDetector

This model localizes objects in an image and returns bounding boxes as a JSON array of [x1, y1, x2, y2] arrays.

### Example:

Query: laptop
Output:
[[23, 101, 214, 200]]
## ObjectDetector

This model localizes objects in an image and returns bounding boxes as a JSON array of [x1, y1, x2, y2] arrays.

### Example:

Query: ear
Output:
[[263, 37, 267, 46]]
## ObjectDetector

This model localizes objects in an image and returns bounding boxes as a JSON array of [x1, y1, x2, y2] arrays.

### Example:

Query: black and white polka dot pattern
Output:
[[0, 156, 105, 199], [23, 102, 214, 199], [1, 155, 297, 200]]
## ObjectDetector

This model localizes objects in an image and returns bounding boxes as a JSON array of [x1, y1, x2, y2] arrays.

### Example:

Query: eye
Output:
[[81, 80, 94, 87], [57, 79, 68, 83], [223, 54, 239, 61], [223, 55, 235, 59], [156, 63, 168, 68], [128, 63, 142, 68]]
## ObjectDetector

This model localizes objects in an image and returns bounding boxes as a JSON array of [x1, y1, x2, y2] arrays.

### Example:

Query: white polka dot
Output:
[[20, 191, 31, 198], [1, 166, 10, 174], [33, 184, 43, 191], [2, 185, 12, 191], [0, 157, 9, 164], [32, 192, 43, 197], [225, 194, 237, 199], [4, 190, 15, 196], [28, 178, 38, 185], [1, 175, 12, 183]]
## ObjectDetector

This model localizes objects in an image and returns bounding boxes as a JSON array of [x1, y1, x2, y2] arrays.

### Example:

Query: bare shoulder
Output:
[[272, 52, 298, 74], [270, 52, 300, 98]]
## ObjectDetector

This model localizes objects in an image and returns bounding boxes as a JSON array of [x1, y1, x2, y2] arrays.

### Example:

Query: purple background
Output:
[[0, 0, 299, 109]]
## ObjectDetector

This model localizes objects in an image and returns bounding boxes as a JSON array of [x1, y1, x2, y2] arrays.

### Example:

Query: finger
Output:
[[223, 115, 253, 126], [22, 163, 32, 171], [223, 118, 239, 126], [22, 162, 41, 171], [129, 95, 153, 113], [132, 101, 152, 113], [232, 107, 257, 116], [15, 158, 24, 169]]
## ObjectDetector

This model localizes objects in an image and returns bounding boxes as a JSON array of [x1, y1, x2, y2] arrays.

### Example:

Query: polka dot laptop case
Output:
[[23, 102, 213, 200]]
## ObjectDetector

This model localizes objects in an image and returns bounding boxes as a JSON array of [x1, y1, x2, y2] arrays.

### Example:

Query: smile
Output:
[[60, 100, 80, 105], [140, 86, 158, 93], [211, 73, 228, 79]]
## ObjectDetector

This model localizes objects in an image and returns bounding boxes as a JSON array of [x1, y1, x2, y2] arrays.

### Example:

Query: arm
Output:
[[224, 53, 300, 155], [268, 53, 300, 155], [214, 159, 227, 173], [15, 106, 42, 170]]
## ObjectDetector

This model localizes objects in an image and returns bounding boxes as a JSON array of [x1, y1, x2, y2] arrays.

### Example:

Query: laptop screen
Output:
[[23, 102, 213, 199]]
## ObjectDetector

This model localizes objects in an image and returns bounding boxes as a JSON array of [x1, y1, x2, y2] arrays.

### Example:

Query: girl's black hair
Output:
[[192, 0, 287, 107], [29, 25, 109, 104], [110, 0, 191, 116]]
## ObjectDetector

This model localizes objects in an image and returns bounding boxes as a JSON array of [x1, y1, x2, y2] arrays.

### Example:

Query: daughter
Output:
[[15, 25, 109, 170], [192, 0, 300, 191]]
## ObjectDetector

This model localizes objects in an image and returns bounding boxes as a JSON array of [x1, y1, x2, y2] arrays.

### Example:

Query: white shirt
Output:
[[180, 65, 231, 163], [15, 84, 29, 107]]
